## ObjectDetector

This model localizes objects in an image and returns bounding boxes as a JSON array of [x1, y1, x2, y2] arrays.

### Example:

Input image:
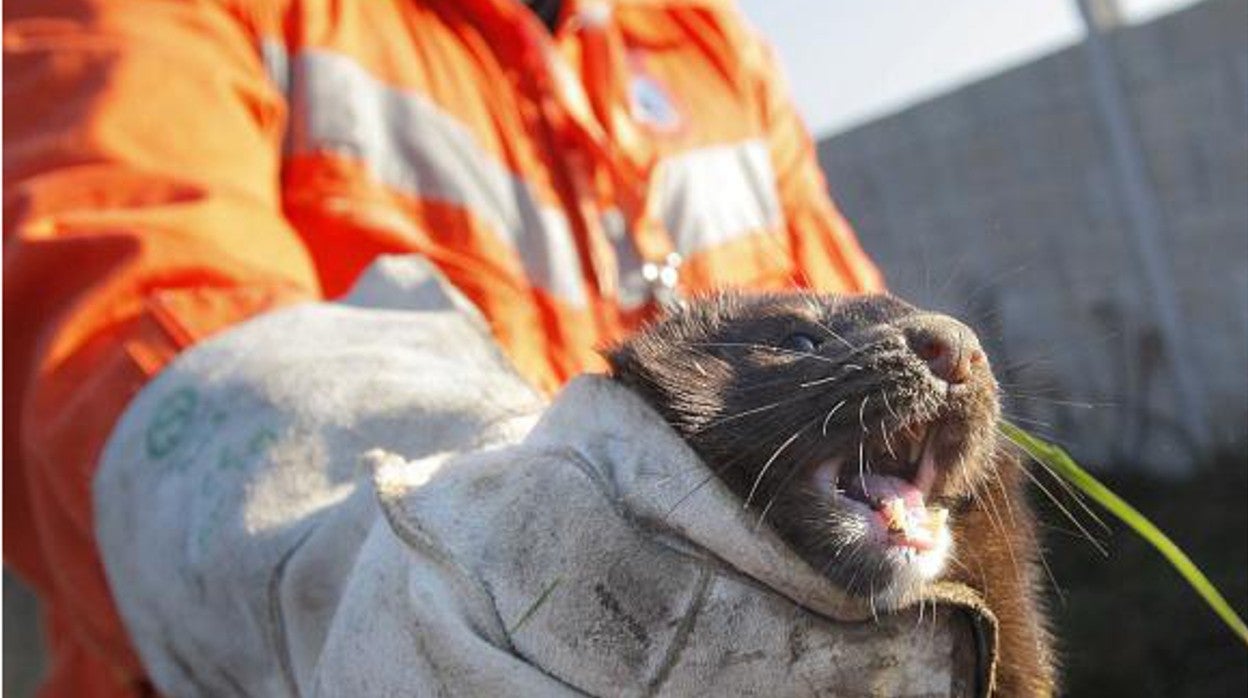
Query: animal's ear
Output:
[[598, 302, 696, 381], [600, 327, 665, 391], [599, 339, 635, 379]]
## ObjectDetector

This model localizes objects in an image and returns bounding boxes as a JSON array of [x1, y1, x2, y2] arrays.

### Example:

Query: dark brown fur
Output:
[[606, 291, 1055, 696]]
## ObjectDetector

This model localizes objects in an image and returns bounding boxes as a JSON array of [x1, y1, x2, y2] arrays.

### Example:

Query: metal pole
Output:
[[1073, 0, 1209, 468]]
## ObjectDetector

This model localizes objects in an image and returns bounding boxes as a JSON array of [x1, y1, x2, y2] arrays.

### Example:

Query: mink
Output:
[[606, 292, 1056, 696]]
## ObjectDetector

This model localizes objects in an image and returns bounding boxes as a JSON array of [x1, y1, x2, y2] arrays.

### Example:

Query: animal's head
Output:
[[607, 291, 1004, 606]]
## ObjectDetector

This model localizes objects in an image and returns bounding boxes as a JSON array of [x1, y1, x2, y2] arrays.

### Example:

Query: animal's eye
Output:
[[781, 332, 820, 354]]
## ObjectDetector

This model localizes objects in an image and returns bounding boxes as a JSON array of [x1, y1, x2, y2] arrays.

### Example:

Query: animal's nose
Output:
[[901, 315, 985, 385]]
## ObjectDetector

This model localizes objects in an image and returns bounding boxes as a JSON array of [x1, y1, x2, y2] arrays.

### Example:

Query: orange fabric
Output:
[[4, 0, 883, 694]]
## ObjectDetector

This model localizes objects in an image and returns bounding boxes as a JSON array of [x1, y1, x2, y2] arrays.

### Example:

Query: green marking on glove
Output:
[[145, 387, 200, 459]]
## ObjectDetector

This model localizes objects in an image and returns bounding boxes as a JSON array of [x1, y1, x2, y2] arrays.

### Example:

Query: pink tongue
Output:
[[848, 473, 926, 509], [846, 474, 939, 551]]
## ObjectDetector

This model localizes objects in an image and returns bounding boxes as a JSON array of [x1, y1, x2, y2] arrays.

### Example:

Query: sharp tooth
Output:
[[907, 432, 924, 463], [881, 428, 897, 460], [915, 442, 938, 494], [811, 458, 844, 494]]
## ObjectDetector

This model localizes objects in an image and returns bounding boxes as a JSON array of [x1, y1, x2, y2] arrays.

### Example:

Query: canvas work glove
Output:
[[96, 256, 996, 696]]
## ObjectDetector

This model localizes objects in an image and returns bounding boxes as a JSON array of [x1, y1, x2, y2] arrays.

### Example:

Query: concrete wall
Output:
[[818, 0, 1248, 472]]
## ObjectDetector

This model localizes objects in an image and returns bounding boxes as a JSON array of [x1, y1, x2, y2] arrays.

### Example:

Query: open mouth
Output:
[[813, 421, 949, 553]]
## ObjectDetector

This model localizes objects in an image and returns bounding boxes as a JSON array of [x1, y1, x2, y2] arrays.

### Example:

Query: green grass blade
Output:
[[1000, 421, 1248, 648]]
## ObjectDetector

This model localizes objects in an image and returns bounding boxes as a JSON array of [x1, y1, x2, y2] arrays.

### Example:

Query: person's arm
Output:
[[746, 30, 886, 294], [4, 0, 317, 687]]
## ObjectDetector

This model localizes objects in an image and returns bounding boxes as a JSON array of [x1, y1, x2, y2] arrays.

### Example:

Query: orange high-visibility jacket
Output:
[[4, 0, 882, 694]]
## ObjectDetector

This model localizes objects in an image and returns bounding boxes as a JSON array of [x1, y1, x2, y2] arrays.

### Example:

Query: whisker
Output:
[[999, 428, 1111, 536], [1007, 456, 1109, 557], [661, 438, 773, 519], [718, 374, 845, 393], [942, 550, 976, 579], [880, 419, 897, 460], [991, 466, 1020, 534], [692, 342, 839, 365], [983, 471, 1025, 597], [1000, 413, 1054, 430], [755, 461, 812, 531], [1034, 469, 1110, 537], [858, 437, 866, 490], [808, 315, 858, 352], [799, 365, 863, 389], [881, 390, 900, 422], [695, 400, 786, 431], [1035, 543, 1064, 595], [662, 473, 723, 519], [1025, 512, 1067, 607], [1000, 393, 1106, 409], [1038, 521, 1113, 545], [821, 400, 847, 437], [963, 260, 1034, 309], [744, 422, 815, 509]]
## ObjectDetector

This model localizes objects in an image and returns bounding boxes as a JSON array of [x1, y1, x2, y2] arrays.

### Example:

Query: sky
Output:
[[737, 0, 1208, 137]]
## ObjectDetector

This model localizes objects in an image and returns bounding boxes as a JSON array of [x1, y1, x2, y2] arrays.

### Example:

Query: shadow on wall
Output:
[[1036, 453, 1248, 698], [4, 572, 45, 697], [817, 0, 1248, 475]]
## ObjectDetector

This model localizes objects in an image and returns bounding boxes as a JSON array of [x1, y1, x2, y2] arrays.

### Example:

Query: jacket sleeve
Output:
[[746, 30, 886, 294], [3, 0, 318, 687]]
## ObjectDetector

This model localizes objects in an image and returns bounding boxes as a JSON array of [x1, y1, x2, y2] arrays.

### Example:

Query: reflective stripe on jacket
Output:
[[4, 0, 882, 694]]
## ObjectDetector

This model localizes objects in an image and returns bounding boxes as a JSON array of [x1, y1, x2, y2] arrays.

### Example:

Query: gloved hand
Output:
[[96, 256, 996, 696]]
